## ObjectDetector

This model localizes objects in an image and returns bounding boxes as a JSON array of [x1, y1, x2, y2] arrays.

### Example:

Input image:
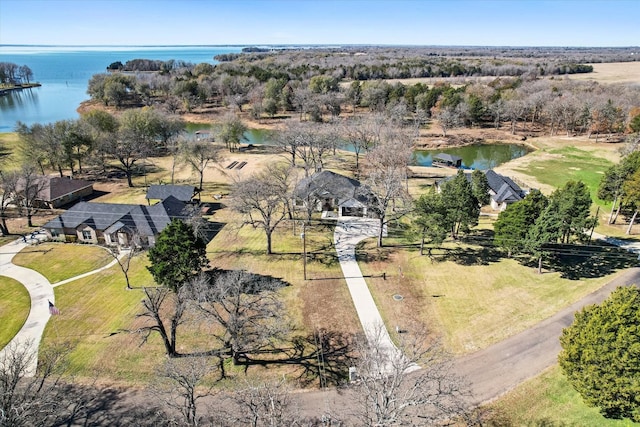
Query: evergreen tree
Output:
[[440, 170, 480, 238], [147, 219, 208, 292], [493, 189, 547, 257], [414, 189, 448, 257], [559, 286, 640, 421]]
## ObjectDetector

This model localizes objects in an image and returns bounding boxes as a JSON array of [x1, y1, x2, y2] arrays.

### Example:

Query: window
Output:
[[82, 230, 92, 240], [50, 229, 61, 238]]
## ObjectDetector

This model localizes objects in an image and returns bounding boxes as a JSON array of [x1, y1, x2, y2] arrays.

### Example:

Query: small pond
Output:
[[413, 143, 532, 170], [185, 124, 531, 170]]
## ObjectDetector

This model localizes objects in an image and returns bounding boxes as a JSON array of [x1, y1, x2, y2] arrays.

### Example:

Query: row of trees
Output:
[[0, 62, 33, 85], [14, 108, 237, 188]]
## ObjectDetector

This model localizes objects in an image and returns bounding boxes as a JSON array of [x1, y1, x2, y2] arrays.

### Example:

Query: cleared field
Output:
[[567, 61, 640, 85]]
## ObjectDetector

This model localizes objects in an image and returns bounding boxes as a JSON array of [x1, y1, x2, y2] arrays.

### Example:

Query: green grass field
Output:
[[489, 365, 638, 426], [12, 243, 114, 283], [513, 145, 614, 206], [0, 276, 30, 349]]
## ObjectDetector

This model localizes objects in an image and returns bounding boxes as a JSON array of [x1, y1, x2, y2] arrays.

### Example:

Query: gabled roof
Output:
[[484, 170, 525, 203], [16, 176, 93, 203], [294, 170, 372, 204], [146, 185, 196, 202], [43, 196, 190, 237]]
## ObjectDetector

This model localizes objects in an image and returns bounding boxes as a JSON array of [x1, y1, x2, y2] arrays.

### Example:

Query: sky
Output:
[[0, 0, 638, 47]]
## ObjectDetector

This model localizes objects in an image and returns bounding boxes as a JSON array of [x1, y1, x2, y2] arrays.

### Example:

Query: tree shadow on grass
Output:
[[439, 246, 502, 266], [235, 329, 358, 387], [543, 242, 638, 280]]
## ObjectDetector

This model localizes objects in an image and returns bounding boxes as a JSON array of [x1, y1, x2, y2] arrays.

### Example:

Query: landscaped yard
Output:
[[0, 276, 30, 348], [12, 243, 114, 283]]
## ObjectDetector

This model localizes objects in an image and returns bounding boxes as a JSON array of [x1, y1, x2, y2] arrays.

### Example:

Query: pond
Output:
[[413, 143, 532, 170], [184, 124, 531, 170]]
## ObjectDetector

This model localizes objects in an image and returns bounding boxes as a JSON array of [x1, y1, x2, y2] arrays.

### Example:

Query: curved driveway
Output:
[[0, 236, 121, 376], [0, 237, 54, 375]]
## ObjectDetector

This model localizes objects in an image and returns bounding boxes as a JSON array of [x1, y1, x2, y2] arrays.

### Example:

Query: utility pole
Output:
[[301, 222, 307, 280]]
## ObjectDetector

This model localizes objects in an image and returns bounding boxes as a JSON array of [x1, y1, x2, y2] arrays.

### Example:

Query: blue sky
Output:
[[1, 0, 638, 47]]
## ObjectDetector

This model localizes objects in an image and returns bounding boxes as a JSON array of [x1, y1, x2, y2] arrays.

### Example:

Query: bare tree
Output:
[[13, 164, 47, 227], [362, 130, 413, 247], [134, 285, 190, 358], [153, 356, 218, 427], [230, 163, 291, 254], [351, 327, 471, 426], [227, 379, 299, 427], [105, 236, 142, 290], [0, 340, 69, 427], [180, 138, 221, 191], [189, 270, 290, 374], [0, 171, 18, 235]]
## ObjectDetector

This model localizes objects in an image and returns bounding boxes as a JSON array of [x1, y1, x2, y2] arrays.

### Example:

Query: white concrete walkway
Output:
[[334, 218, 411, 372]]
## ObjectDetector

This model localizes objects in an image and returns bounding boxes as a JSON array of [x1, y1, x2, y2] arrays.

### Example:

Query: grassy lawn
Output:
[[0, 276, 30, 349], [12, 243, 114, 283], [358, 218, 628, 354], [513, 144, 614, 204], [489, 365, 638, 426], [41, 256, 166, 383]]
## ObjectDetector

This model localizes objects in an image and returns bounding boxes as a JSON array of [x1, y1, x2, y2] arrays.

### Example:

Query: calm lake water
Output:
[[414, 143, 532, 169], [185, 125, 530, 170], [0, 45, 243, 131]]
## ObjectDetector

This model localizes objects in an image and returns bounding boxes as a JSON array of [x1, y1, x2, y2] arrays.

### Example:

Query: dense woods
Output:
[[0, 62, 34, 85], [87, 47, 640, 142]]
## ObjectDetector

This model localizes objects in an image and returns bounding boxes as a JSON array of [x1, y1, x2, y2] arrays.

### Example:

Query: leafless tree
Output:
[[189, 270, 290, 375], [432, 105, 462, 137], [230, 163, 292, 254], [0, 171, 18, 235], [133, 285, 190, 358], [153, 356, 218, 427], [351, 326, 471, 426], [105, 235, 142, 290], [180, 138, 221, 191], [362, 130, 413, 247], [13, 164, 47, 227], [225, 379, 300, 427], [0, 340, 70, 427], [341, 115, 386, 171]]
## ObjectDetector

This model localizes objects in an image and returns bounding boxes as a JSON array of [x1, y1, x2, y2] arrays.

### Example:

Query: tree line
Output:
[[0, 62, 34, 85], [86, 50, 640, 141]]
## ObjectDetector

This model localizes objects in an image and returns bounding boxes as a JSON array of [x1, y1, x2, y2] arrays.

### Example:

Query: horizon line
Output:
[[2, 43, 639, 49]]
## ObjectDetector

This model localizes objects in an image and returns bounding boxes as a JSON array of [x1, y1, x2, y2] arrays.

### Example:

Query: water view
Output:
[[414, 143, 531, 170], [0, 45, 243, 131]]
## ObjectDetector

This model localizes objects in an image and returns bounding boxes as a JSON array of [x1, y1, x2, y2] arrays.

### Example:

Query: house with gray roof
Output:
[[294, 170, 375, 218], [484, 170, 526, 211], [436, 169, 526, 211], [146, 184, 197, 204], [42, 196, 190, 248]]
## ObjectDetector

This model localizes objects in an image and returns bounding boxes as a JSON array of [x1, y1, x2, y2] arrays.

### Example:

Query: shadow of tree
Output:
[[235, 329, 358, 387], [544, 242, 638, 280], [439, 246, 502, 266]]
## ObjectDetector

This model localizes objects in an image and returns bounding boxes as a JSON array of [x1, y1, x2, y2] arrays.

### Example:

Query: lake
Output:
[[0, 45, 243, 131], [414, 143, 532, 169], [185, 126, 530, 170]]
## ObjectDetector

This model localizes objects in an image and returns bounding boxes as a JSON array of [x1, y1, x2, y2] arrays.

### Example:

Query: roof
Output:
[[433, 153, 462, 163], [294, 170, 372, 205], [43, 196, 190, 237], [484, 170, 525, 203], [146, 185, 196, 202], [16, 176, 93, 203]]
